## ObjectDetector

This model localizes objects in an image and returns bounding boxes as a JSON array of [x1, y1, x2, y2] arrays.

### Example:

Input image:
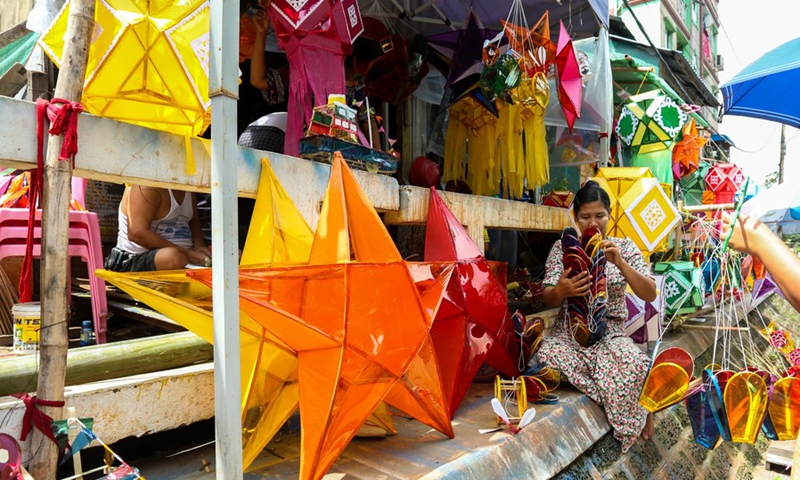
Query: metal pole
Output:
[[30, 0, 94, 477], [779, 124, 786, 184], [209, 0, 242, 477]]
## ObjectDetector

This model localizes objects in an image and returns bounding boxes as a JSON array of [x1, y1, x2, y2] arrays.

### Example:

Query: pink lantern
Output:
[[703, 163, 744, 204], [270, 0, 364, 156]]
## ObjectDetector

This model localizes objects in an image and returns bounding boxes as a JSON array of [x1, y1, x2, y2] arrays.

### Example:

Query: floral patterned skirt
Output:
[[535, 313, 650, 452]]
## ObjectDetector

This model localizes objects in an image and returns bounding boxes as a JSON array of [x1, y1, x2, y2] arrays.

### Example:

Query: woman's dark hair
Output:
[[573, 180, 611, 216]]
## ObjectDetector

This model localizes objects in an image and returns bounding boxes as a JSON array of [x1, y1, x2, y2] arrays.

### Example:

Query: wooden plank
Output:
[[0, 62, 26, 96], [0, 96, 399, 229]]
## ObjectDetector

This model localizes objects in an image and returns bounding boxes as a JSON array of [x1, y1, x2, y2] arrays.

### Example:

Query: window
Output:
[[683, 0, 691, 25], [664, 20, 676, 50], [692, 0, 700, 26]]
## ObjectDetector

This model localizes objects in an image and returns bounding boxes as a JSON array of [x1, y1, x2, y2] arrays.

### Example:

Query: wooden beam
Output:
[[384, 186, 572, 249], [0, 96, 398, 229], [32, 0, 94, 476]]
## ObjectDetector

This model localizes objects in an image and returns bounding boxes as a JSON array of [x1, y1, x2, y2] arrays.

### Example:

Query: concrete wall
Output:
[[0, 0, 34, 32]]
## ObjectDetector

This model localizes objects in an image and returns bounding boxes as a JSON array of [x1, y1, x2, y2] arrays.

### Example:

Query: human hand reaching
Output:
[[720, 212, 773, 256], [602, 240, 624, 267], [250, 11, 270, 35]]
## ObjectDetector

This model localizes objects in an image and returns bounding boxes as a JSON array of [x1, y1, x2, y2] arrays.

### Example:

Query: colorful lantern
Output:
[[752, 274, 783, 302], [594, 167, 681, 259], [767, 376, 800, 441], [724, 371, 769, 444], [653, 261, 705, 316], [686, 388, 723, 450], [269, 0, 364, 156], [541, 190, 574, 209], [615, 90, 688, 185], [40, 0, 212, 136], [672, 119, 708, 181], [704, 163, 745, 204], [555, 21, 582, 132], [97, 159, 311, 469], [188, 155, 454, 480], [424, 188, 520, 416], [640, 347, 701, 413], [625, 275, 665, 348]]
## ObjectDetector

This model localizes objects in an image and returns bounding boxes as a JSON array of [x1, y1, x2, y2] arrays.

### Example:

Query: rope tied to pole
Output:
[[18, 98, 84, 302], [12, 393, 66, 443]]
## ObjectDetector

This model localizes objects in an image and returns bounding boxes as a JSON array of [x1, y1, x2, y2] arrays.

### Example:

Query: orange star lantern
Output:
[[97, 159, 311, 470], [672, 119, 708, 181], [188, 154, 454, 480], [425, 188, 521, 417]]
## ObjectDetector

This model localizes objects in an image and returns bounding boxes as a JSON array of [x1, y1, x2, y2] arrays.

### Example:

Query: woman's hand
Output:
[[250, 11, 270, 35], [555, 268, 592, 298], [602, 240, 625, 267]]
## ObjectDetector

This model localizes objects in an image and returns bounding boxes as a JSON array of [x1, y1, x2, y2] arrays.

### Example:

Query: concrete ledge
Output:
[[0, 363, 215, 449]]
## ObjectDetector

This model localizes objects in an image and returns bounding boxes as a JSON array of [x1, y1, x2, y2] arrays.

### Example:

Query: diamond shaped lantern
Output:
[[654, 262, 704, 316], [625, 275, 666, 349], [594, 167, 681, 260], [541, 190, 574, 209], [704, 163, 745, 204], [615, 90, 688, 155]]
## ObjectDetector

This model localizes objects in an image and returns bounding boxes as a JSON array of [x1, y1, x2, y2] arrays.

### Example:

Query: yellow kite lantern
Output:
[[97, 160, 308, 469], [189, 154, 455, 480], [594, 167, 680, 259], [40, 0, 211, 136]]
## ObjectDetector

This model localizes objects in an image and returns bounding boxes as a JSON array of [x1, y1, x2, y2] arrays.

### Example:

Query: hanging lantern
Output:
[[704, 163, 745, 205], [653, 261, 705, 316]]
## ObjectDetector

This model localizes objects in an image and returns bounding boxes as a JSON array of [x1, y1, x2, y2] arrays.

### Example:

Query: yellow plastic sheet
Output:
[[724, 371, 768, 444], [639, 347, 695, 413], [40, 0, 211, 137], [188, 154, 455, 480]]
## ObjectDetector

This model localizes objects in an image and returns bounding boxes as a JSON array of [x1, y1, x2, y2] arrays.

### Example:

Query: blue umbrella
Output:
[[722, 36, 800, 127]]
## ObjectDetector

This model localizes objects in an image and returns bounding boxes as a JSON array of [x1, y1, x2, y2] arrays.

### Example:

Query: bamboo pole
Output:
[[683, 203, 735, 213], [30, 0, 94, 476], [0, 333, 213, 397]]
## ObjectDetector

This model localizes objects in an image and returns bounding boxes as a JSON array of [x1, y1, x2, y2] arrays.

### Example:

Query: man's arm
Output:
[[127, 187, 194, 254], [189, 193, 210, 258], [249, 13, 270, 90]]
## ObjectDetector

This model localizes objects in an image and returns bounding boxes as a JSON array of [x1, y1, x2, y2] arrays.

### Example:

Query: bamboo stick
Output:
[[683, 203, 735, 213], [31, 0, 94, 476], [0, 332, 212, 398], [680, 325, 751, 332]]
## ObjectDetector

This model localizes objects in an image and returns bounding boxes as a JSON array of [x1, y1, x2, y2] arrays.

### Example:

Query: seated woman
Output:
[[535, 180, 657, 451], [104, 186, 210, 272]]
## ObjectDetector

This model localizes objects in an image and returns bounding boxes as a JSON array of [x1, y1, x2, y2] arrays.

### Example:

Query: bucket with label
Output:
[[12, 302, 41, 354]]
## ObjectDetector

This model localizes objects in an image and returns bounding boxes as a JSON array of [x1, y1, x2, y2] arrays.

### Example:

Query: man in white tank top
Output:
[[104, 186, 210, 272]]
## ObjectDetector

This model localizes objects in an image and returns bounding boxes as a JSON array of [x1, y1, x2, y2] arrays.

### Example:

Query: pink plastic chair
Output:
[[0, 208, 108, 343]]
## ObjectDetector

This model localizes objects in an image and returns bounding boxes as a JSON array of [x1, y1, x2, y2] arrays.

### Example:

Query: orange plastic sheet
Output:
[[724, 371, 769, 444], [188, 154, 455, 480], [769, 376, 800, 441], [639, 347, 701, 413]]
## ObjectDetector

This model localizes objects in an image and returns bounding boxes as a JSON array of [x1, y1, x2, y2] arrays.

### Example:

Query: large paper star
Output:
[[424, 188, 520, 416], [189, 154, 454, 480], [97, 159, 311, 469]]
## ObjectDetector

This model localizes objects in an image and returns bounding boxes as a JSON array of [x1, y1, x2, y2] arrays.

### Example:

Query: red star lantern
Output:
[[269, 0, 364, 156], [424, 188, 521, 416], [704, 163, 744, 204]]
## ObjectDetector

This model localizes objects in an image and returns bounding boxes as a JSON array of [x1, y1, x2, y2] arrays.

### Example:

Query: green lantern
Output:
[[654, 261, 704, 316]]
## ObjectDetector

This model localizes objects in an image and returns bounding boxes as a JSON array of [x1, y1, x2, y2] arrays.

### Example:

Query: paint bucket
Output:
[[12, 302, 41, 354]]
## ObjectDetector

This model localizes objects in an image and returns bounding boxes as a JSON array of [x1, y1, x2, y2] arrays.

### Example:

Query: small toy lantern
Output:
[[654, 261, 705, 316], [704, 163, 745, 204], [625, 275, 666, 350]]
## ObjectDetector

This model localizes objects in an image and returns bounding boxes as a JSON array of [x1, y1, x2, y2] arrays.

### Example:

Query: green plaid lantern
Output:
[[679, 162, 710, 191], [654, 261, 704, 316], [615, 90, 688, 155]]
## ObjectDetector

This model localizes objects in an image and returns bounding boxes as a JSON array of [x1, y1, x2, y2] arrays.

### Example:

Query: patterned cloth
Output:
[[260, 68, 286, 105], [537, 236, 652, 452]]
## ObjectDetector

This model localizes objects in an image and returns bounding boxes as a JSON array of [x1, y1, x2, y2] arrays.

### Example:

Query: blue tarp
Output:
[[722, 36, 800, 128]]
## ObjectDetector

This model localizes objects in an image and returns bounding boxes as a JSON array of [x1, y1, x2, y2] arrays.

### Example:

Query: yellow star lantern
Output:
[[97, 160, 309, 469], [594, 167, 680, 259], [40, 0, 211, 136], [188, 154, 455, 480]]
